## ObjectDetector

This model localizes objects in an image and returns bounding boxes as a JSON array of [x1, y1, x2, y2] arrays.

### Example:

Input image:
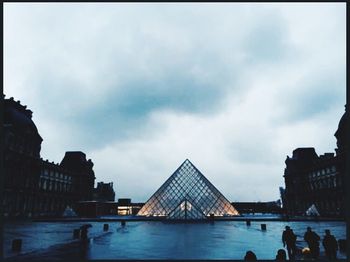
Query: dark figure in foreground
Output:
[[282, 226, 297, 260], [304, 227, 320, 259], [80, 224, 92, 240], [322, 229, 338, 260], [244, 250, 257, 261], [80, 227, 88, 240], [275, 249, 287, 261]]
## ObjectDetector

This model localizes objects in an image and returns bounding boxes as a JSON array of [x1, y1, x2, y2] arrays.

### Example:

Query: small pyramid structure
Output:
[[305, 204, 320, 216], [137, 159, 239, 219], [62, 205, 78, 217]]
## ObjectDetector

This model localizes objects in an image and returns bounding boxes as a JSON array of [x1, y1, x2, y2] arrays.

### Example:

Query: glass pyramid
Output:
[[137, 159, 239, 219]]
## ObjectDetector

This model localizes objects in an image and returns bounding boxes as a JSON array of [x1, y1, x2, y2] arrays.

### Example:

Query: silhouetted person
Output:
[[275, 249, 287, 261], [81, 227, 88, 240], [244, 250, 257, 261], [80, 224, 92, 241], [322, 229, 338, 260], [282, 226, 297, 260], [303, 227, 320, 259]]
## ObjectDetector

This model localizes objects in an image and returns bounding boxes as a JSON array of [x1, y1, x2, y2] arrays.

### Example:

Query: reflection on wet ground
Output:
[[4, 220, 347, 260]]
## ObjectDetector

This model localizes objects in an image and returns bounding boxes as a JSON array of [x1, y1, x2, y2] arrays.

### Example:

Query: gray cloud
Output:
[[4, 3, 346, 202], [243, 13, 290, 64], [273, 71, 345, 124]]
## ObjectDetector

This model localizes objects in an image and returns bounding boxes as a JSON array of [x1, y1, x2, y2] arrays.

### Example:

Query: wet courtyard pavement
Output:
[[4, 220, 347, 260]]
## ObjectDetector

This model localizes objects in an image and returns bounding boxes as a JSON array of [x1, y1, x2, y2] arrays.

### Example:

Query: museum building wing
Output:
[[3, 96, 96, 218], [282, 106, 348, 217]]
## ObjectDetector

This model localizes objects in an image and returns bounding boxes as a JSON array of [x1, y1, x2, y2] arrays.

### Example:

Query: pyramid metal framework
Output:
[[137, 159, 239, 219]]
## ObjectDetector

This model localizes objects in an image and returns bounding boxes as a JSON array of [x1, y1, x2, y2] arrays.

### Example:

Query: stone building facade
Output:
[[283, 107, 347, 217], [93, 182, 115, 202], [3, 96, 96, 218]]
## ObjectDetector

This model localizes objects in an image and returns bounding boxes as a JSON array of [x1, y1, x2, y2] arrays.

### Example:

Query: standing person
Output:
[[303, 227, 320, 259], [282, 226, 297, 260], [80, 224, 92, 241], [322, 229, 338, 260]]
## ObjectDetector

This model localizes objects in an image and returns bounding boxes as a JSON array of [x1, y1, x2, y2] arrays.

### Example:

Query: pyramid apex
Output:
[[181, 159, 195, 168], [180, 158, 191, 165]]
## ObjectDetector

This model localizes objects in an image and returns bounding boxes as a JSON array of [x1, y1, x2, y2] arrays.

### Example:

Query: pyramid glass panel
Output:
[[137, 159, 239, 219], [168, 199, 207, 220]]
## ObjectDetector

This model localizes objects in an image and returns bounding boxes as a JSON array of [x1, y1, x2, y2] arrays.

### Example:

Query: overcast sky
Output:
[[4, 3, 346, 202]]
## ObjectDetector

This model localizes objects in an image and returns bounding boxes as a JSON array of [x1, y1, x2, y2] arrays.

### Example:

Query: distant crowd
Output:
[[244, 226, 340, 261]]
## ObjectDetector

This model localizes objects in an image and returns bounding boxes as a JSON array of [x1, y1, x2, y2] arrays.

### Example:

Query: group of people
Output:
[[244, 226, 339, 261], [282, 226, 339, 260]]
